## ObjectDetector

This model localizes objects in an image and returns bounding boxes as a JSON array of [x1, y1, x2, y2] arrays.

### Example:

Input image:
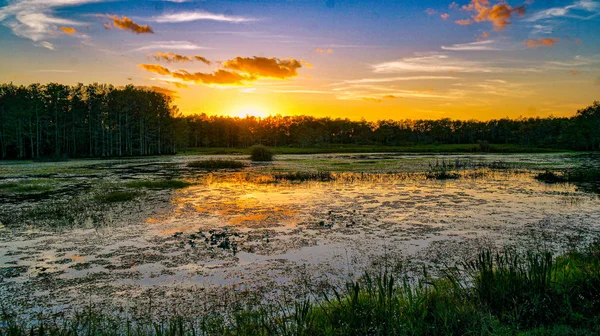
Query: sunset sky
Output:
[[0, 0, 599, 120]]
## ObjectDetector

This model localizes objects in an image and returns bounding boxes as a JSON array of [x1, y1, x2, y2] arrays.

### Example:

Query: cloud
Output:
[[426, 8, 438, 15], [315, 48, 333, 54], [524, 37, 559, 48], [531, 24, 553, 35], [441, 13, 450, 19], [60, 26, 77, 35], [372, 53, 496, 73], [133, 41, 209, 51], [138, 64, 171, 75], [461, 0, 527, 30], [525, 0, 600, 21], [170, 82, 189, 88], [442, 39, 502, 51], [150, 86, 179, 98], [173, 69, 251, 85], [383, 95, 398, 100], [222, 57, 304, 79], [153, 11, 257, 23], [139, 63, 251, 85], [105, 15, 154, 34], [362, 97, 382, 103], [0, 0, 99, 48], [37, 41, 55, 50], [455, 18, 473, 25], [139, 56, 306, 86], [341, 76, 458, 84], [152, 52, 211, 65], [570, 70, 580, 76]]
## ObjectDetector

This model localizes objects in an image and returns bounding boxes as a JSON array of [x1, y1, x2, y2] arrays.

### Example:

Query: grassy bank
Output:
[[178, 144, 569, 156], [2, 243, 599, 335]]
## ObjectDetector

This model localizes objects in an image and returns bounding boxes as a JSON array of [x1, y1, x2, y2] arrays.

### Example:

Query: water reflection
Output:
[[2, 169, 600, 316]]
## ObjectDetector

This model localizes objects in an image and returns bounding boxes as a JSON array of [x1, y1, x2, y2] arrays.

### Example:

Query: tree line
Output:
[[0, 82, 598, 159], [0, 83, 178, 159], [179, 102, 599, 151]]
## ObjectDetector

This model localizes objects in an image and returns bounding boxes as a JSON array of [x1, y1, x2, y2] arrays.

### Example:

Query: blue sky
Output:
[[0, 0, 599, 120]]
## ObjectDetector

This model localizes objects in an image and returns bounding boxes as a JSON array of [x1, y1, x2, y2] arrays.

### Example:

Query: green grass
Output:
[[0, 181, 54, 193], [187, 159, 246, 169], [124, 179, 194, 189], [180, 144, 570, 156], [2, 243, 599, 335], [94, 190, 140, 204]]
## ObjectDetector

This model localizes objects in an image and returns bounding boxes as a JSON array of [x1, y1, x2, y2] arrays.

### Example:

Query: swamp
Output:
[[1, 153, 600, 334]]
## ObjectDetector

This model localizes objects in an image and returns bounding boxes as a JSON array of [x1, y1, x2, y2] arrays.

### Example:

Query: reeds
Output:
[[3, 243, 599, 335]]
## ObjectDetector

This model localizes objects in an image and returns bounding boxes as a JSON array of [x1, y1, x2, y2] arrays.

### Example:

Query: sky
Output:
[[0, 0, 599, 121]]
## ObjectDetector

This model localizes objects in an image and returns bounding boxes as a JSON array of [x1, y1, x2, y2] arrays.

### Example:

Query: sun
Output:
[[233, 105, 269, 118]]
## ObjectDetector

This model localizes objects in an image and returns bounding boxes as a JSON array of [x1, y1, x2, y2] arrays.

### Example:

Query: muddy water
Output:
[[1, 154, 600, 316]]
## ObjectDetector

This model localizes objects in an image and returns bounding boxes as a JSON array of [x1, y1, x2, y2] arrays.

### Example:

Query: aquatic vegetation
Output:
[[187, 159, 246, 169], [94, 190, 140, 204], [2, 243, 599, 335], [0, 181, 54, 193], [250, 145, 274, 162], [273, 171, 335, 182], [0, 198, 103, 228], [535, 169, 600, 183], [125, 180, 193, 189]]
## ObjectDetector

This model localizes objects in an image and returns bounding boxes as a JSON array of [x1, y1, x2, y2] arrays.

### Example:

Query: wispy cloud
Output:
[[133, 41, 210, 52], [0, 0, 102, 48], [315, 48, 334, 54], [441, 40, 503, 51], [153, 11, 257, 23], [372, 53, 497, 73], [341, 76, 458, 84], [525, 0, 600, 21]]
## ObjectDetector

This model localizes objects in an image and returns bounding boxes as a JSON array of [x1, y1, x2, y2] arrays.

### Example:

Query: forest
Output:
[[0, 82, 599, 159]]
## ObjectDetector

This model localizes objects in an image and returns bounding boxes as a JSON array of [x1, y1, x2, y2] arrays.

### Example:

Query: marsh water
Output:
[[1, 153, 600, 317]]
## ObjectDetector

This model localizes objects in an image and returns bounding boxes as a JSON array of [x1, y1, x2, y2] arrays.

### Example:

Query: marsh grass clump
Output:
[[94, 190, 140, 204], [249, 145, 274, 162], [535, 170, 566, 183], [535, 169, 600, 183], [125, 180, 193, 189], [425, 170, 460, 180], [273, 171, 335, 182], [187, 159, 246, 169]]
